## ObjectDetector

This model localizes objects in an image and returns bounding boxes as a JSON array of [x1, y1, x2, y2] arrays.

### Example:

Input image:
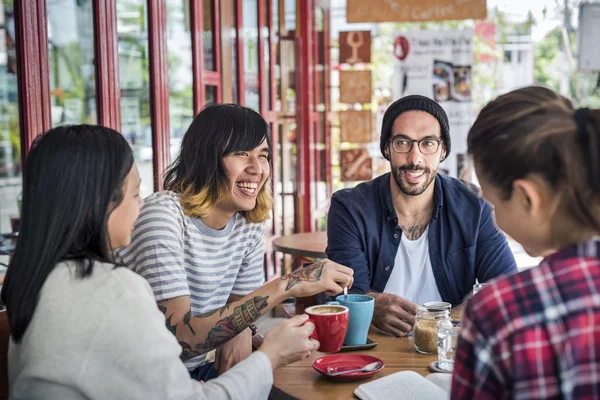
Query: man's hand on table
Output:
[[368, 292, 418, 337]]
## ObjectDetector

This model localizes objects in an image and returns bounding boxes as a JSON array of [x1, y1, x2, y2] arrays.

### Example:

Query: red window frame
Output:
[[296, 0, 332, 233], [14, 0, 332, 280], [15, 0, 52, 161], [233, 0, 281, 279], [63, 0, 223, 191], [192, 0, 222, 113]]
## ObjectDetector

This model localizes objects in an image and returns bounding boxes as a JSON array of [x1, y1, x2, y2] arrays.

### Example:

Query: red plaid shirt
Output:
[[451, 239, 600, 399]]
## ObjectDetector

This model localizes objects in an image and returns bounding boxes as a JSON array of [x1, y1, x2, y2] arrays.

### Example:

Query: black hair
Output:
[[163, 103, 273, 222], [1, 125, 134, 341]]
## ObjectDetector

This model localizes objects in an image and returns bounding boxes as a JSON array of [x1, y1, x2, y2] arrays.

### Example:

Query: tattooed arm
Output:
[[157, 258, 354, 361], [214, 294, 253, 374]]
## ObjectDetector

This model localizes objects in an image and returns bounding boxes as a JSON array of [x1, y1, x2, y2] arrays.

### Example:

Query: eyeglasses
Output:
[[390, 136, 443, 155]]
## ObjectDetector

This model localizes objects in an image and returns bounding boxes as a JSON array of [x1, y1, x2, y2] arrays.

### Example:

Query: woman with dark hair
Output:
[[117, 104, 352, 380], [3, 125, 350, 399], [451, 86, 600, 399]]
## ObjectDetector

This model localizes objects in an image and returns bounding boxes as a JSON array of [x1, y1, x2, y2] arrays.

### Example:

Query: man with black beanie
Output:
[[326, 95, 517, 337]]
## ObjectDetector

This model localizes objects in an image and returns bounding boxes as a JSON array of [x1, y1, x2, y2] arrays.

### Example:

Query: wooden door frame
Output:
[[15, 0, 52, 162]]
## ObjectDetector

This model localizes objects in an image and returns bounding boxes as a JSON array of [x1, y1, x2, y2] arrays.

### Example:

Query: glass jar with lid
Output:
[[413, 305, 450, 354], [423, 301, 451, 313]]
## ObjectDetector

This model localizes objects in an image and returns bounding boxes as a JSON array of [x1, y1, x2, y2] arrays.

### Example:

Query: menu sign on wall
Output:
[[347, 0, 486, 23], [392, 29, 474, 178]]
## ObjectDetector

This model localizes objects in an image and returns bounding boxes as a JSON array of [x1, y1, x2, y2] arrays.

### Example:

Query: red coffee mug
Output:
[[305, 305, 349, 352]]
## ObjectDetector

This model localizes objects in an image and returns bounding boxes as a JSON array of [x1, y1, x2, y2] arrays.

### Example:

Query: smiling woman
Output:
[[221, 142, 271, 216], [116, 103, 280, 381], [164, 103, 273, 226]]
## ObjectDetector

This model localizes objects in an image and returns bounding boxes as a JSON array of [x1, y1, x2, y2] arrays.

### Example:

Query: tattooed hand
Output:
[[280, 258, 354, 298]]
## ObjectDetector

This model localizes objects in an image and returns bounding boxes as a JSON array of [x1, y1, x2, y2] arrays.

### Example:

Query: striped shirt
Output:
[[451, 238, 600, 399], [117, 191, 266, 370]]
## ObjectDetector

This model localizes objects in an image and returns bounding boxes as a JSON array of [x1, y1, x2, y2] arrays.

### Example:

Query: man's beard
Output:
[[391, 163, 437, 196]]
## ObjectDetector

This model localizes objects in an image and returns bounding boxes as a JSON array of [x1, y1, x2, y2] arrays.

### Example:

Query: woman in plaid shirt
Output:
[[451, 86, 600, 399]]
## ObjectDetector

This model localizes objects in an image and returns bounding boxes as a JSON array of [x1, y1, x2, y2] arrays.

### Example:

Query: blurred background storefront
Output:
[[1, 0, 335, 277], [1, 0, 599, 274]]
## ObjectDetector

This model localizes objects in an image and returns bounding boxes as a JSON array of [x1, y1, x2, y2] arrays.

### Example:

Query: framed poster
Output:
[[340, 149, 373, 182], [339, 70, 372, 104], [340, 110, 372, 143], [339, 31, 371, 64], [578, 2, 600, 71]]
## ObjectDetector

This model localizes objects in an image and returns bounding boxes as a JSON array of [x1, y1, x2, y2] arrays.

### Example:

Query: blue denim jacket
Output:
[[326, 173, 517, 306]]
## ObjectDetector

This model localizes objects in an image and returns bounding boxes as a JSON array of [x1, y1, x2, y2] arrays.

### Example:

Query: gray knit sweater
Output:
[[7, 261, 273, 399]]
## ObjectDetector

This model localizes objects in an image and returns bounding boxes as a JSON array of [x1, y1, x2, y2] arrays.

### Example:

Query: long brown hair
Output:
[[468, 86, 600, 235]]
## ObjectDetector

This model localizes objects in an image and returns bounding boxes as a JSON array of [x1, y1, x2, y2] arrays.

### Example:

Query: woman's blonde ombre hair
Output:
[[163, 104, 273, 223], [177, 179, 273, 223]]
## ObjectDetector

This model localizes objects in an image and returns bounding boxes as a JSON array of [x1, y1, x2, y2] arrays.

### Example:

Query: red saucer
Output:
[[312, 354, 384, 381]]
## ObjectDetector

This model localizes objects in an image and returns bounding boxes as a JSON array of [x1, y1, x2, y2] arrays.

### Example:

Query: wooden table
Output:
[[271, 331, 438, 400], [272, 232, 327, 259]]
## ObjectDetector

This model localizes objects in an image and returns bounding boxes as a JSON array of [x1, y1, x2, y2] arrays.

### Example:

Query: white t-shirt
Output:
[[383, 226, 443, 305], [8, 261, 273, 400]]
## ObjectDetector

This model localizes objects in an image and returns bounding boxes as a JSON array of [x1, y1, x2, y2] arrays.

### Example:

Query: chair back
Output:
[[10, 379, 89, 400], [0, 310, 10, 400]]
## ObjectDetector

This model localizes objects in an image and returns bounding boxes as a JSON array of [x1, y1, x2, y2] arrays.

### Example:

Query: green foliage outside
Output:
[[534, 27, 600, 107]]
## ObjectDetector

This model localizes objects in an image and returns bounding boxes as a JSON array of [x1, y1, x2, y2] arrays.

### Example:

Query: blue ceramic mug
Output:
[[327, 294, 375, 346]]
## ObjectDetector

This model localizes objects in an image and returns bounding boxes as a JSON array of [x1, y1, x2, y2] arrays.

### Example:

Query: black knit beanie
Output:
[[380, 95, 450, 160]]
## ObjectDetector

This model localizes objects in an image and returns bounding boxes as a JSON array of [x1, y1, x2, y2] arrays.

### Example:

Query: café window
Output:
[[0, 1, 21, 236], [117, 0, 153, 198], [48, 0, 97, 126]]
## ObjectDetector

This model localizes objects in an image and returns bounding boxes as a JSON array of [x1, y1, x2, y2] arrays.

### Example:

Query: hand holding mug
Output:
[[304, 304, 349, 352], [260, 314, 320, 370]]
